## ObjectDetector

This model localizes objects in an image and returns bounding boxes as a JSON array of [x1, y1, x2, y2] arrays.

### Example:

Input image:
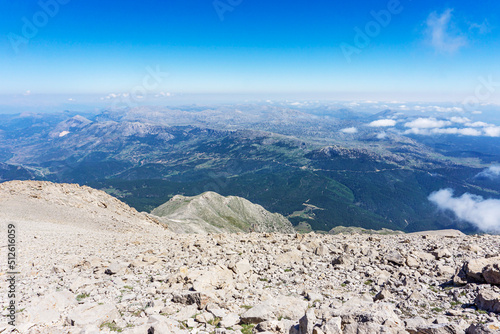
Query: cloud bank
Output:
[[429, 189, 500, 233], [405, 117, 451, 129], [368, 119, 396, 127], [403, 117, 500, 137], [340, 127, 358, 134], [476, 166, 500, 179]]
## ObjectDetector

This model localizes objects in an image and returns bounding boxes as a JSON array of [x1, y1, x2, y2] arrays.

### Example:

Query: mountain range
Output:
[[1, 106, 499, 233]]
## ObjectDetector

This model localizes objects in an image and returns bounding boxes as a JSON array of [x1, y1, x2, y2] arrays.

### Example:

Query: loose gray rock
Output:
[[475, 288, 500, 313]]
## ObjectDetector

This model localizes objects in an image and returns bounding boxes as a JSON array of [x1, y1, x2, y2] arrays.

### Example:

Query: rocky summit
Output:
[[0, 181, 500, 334], [152, 191, 295, 234]]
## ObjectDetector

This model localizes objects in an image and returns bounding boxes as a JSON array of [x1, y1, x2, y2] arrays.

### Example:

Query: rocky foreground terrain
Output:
[[0, 181, 500, 334]]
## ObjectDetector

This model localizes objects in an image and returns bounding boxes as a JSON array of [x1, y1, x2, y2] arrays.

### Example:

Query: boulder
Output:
[[146, 315, 176, 334], [483, 263, 500, 285], [20, 291, 77, 324], [407, 324, 462, 334], [343, 322, 406, 334], [172, 292, 212, 309], [66, 303, 120, 327], [467, 322, 500, 333], [332, 255, 352, 266], [464, 257, 500, 283], [475, 288, 500, 313], [315, 245, 329, 256], [234, 258, 252, 275], [404, 317, 429, 331], [255, 320, 294, 333], [241, 296, 308, 324], [192, 265, 234, 291], [321, 317, 342, 334], [299, 308, 317, 334], [277, 249, 303, 265], [104, 262, 129, 275], [220, 313, 240, 328], [432, 248, 452, 259], [331, 298, 402, 326], [195, 312, 214, 323], [386, 250, 405, 266]]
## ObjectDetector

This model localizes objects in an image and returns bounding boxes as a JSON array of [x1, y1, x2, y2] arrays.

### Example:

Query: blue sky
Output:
[[1, 0, 500, 105]]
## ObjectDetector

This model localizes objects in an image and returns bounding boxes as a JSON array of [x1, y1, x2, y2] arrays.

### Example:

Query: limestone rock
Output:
[[234, 258, 252, 275], [465, 257, 500, 283], [475, 288, 500, 313], [277, 249, 303, 265], [192, 265, 234, 291], [241, 296, 308, 324], [466, 322, 500, 333], [407, 324, 462, 333], [483, 263, 500, 285], [220, 313, 240, 328], [172, 292, 212, 309], [386, 250, 405, 266], [20, 291, 76, 324], [66, 303, 120, 327]]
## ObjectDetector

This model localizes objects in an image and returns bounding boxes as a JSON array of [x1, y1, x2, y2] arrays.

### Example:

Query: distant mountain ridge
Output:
[[1, 109, 499, 233], [152, 191, 295, 234]]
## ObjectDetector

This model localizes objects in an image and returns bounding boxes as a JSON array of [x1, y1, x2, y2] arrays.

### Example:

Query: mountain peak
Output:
[[152, 191, 294, 234]]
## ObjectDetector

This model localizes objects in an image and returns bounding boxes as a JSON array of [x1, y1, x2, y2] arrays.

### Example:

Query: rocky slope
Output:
[[0, 180, 162, 233], [0, 181, 499, 333], [151, 191, 295, 234]]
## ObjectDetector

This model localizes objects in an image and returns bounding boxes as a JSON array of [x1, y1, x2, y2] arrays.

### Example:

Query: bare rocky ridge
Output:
[[0, 181, 499, 333], [152, 191, 295, 234], [0, 181, 163, 233]]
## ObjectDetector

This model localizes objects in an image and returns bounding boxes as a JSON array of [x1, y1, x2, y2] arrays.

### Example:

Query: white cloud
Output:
[[426, 9, 467, 53], [435, 106, 463, 113], [59, 131, 70, 137], [340, 127, 358, 134], [412, 105, 464, 113], [23, 90, 31, 96], [404, 122, 500, 137], [155, 92, 172, 98], [465, 121, 489, 127], [469, 19, 492, 34], [458, 128, 482, 136], [476, 166, 500, 179], [404, 128, 430, 135], [429, 189, 500, 233], [376, 132, 387, 139], [368, 119, 396, 127], [404, 117, 451, 129], [103, 93, 119, 100], [431, 127, 482, 136], [450, 116, 470, 124], [484, 126, 500, 137]]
